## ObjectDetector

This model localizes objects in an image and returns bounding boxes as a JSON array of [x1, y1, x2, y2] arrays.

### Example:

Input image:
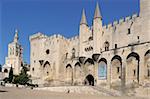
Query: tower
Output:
[[4, 29, 23, 75], [140, 0, 150, 41], [140, 0, 150, 18], [79, 9, 90, 56], [93, 2, 103, 53]]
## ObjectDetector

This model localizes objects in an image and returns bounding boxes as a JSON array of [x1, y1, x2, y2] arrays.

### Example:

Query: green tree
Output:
[[13, 66, 30, 85], [8, 67, 13, 83]]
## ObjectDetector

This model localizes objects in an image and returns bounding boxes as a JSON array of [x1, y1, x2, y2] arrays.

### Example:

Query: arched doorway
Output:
[[85, 74, 94, 86], [43, 61, 51, 77], [74, 62, 82, 84], [84, 58, 94, 74], [144, 50, 150, 80], [111, 55, 122, 83], [66, 64, 73, 84], [126, 52, 140, 84]]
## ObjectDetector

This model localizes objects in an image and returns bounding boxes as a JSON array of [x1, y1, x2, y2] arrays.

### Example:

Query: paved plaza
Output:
[[0, 86, 148, 99]]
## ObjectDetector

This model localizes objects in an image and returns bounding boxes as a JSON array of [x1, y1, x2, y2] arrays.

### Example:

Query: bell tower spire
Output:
[[14, 29, 19, 43]]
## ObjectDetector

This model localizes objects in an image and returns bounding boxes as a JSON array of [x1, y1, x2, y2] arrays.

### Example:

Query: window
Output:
[[46, 49, 50, 55], [133, 69, 136, 76], [115, 44, 117, 49], [128, 28, 131, 34], [98, 62, 107, 80], [148, 69, 150, 77], [47, 72, 49, 76], [117, 67, 120, 74], [88, 36, 93, 41], [4, 69, 8, 73], [72, 48, 75, 58], [32, 68, 34, 71], [65, 53, 68, 59], [104, 41, 109, 51]]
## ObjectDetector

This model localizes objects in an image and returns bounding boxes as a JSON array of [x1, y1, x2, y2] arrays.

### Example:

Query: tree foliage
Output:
[[13, 66, 30, 85], [8, 67, 13, 83]]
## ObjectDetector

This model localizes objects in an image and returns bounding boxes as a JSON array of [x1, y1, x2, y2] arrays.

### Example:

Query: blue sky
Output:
[[0, 0, 139, 65]]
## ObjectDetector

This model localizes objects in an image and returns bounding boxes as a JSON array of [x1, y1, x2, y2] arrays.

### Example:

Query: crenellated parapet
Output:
[[29, 32, 47, 41], [103, 13, 139, 30], [68, 35, 79, 42]]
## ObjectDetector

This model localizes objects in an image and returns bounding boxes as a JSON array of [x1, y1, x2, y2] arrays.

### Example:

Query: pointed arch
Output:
[[66, 64, 72, 68], [126, 52, 140, 83], [43, 61, 50, 68], [75, 62, 81, 67], [98, 58, 107, 80], [84, 58, 94, 65], [111, 55, 122, 65], [111, 55, 122, 83], [127, 52, 140, 61], [145, 50, 150, 56]]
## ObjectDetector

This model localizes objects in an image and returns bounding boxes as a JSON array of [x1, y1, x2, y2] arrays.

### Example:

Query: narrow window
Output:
[[32, 68, 34, 72], [115, 44, 117, 49], [133, 69, 136, 76], [128, 28, 131, 34], [66, 53, 68, 59], [148, 69, 150, 77], [117, 67, 120, 74], [104, 41, 109, 51]]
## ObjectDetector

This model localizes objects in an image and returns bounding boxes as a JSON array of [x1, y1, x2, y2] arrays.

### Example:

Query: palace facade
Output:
[[29, 0, 150, 87]]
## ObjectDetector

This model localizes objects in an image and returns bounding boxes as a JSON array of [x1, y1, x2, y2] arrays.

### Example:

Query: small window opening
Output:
[[133, 69, 136, 76], [128, 28, 131, 34], [148, 69, 150, 77], [115, 44, 117, 49], [117, 67, 120, 74]]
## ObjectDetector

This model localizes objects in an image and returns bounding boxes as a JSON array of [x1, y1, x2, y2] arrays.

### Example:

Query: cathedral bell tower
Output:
[[6, 29, 23, 75]]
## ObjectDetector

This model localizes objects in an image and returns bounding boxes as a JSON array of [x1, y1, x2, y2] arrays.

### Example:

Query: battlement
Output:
[[103, 13, 139, 30], [68, 35, 79, 42], [29, 32, 47, 41]]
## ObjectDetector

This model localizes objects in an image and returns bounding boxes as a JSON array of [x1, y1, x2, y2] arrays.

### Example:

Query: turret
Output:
[[93, 2, 103, 53], [80, 9, 88, 25], [79, 9, 90, 56], [140, 0, 150, 18], [140, 0, 150, 42]]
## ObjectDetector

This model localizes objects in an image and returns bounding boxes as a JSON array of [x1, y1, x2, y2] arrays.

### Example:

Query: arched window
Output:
[[46, 49, 50, 55], [4, 69, 8, 73], [98, 58, 107, 80], [72, 48, 75, 59]]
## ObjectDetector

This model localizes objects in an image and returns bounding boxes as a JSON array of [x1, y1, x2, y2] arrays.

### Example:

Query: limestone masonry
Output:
[[2, 0, 150, 88]]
